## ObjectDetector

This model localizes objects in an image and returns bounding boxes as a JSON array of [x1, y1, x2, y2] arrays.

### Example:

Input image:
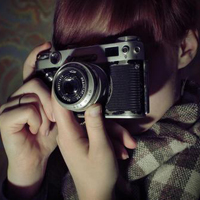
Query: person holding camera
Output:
[[1, 0, 200, 200]]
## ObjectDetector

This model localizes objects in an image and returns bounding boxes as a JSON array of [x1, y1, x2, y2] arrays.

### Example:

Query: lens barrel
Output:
[[53, 62, 108, 112], [54, 66, 86, 104]]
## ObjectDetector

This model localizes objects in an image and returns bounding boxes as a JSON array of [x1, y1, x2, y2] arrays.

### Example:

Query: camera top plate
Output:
[[36, 37, 145, 70]]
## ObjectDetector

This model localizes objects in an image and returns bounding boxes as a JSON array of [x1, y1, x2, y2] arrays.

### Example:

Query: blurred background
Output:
[[0, 0, 55, 105], [0, 0, 55, 196]]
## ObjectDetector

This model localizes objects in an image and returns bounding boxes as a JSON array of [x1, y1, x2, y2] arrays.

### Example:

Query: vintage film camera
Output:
[[36, 36, 149, 118]]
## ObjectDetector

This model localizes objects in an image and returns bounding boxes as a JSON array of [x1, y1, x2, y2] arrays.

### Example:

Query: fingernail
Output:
[[90, 105, 102, 117], [122, 152, 129, 160], [52, 113, 56, 122], [129, 138, 137, 149]]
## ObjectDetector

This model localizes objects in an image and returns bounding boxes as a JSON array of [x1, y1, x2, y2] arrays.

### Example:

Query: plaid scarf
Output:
[[45, 80, 200, 200], [116, 80, 200, 200]]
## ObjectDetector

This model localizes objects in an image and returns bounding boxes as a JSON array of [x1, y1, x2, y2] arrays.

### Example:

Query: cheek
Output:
[[147, 68, 180, 127], [147, 45, 178, 95], [148, 81, 176, 119], [146, 47, 180, 123]]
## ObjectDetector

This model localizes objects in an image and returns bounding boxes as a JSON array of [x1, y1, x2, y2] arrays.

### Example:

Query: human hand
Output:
[[52, 96, 136, 200], [0, 43, 57, 199]]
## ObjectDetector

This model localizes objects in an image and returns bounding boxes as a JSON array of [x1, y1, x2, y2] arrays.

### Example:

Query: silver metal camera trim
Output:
[[36, 36, 149, 119], [52, 62, 100, 112], [36, 38, 144, 71]]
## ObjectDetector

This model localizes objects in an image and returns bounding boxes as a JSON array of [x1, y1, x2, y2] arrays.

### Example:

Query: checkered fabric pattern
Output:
[[114, 80, 200, 200]]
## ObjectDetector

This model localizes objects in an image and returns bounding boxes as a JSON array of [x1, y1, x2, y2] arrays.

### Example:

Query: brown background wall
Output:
[[0, 1, 55, 195], [0, 0, 55, 105]]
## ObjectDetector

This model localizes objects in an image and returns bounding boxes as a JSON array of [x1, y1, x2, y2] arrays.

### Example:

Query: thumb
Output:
[[85, 104, 112, 153], [51, 95, 85, 142]]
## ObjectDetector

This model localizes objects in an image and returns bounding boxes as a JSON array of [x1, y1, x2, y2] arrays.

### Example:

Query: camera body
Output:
[[36, 36, 149, 118]]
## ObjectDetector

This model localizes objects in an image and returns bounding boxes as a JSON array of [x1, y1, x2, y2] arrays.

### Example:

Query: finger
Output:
[[105, 120, 137, 149], [85, 104, 112, 153], [38, 100, 51, 136], [18, 94, 51, 136], [0, 104, 42, 135], [0, 99, 19, 115], [23, 42, 51, 81], [1, 94, 53, 136], [51, 94, 86, 144], [10, 79, 54, 122], [112, 140, 129, 160]]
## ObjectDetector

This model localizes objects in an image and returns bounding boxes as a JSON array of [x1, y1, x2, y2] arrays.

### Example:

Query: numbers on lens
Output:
[[69, 70, 77, 74]]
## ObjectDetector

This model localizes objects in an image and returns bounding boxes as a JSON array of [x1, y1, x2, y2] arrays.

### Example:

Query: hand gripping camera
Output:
[[36, 36, 149, 118]]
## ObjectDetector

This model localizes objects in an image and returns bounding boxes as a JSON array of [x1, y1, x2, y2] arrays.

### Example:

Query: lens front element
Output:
[[53, 62, 108, 112], [55, 68, 86, 104]]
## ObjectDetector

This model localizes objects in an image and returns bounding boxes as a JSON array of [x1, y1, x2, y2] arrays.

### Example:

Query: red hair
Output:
[[53, 0, 199, 50]]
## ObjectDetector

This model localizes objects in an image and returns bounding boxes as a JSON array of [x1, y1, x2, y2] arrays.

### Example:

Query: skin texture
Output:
[[0, 30, 198, 200]]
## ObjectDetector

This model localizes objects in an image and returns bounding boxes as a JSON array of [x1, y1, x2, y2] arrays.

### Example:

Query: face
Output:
[[114, 42, 182, 134], [59, 28, 187, 134]]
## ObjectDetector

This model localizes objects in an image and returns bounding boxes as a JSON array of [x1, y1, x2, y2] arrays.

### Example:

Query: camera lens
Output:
[[61, 76, 84, 103], [54, 66, 86, 104], [53, 62, 109, 112], [63, 79, 77, 95]]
